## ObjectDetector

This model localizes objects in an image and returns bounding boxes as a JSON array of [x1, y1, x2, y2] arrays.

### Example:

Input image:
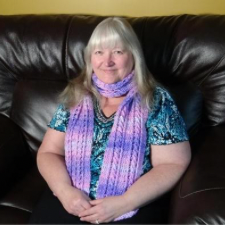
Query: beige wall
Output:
[[0, 0, 224, 16]]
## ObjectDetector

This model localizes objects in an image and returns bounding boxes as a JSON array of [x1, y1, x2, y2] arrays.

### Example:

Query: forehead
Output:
[[90, 30, 128, 51], [93, 39, 125, 50], [93, 43, 125, 51]]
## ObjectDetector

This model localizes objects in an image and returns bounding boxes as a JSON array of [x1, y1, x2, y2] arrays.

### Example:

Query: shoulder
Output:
[[153, 86, 173, 101], [146, 85, 183, 128], [51, 104, 70, 122], [48, 104, 70, 132], [151, 86, 175, 112], [146, 86, 189, 144], [56, 104, 70, 117]]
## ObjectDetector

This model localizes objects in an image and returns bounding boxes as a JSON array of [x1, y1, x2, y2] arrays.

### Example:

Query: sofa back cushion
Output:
[[0, 15, 224, 153]]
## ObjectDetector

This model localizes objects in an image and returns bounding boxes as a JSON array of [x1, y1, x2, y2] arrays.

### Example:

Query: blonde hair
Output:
[[61, 17, 156, 109]]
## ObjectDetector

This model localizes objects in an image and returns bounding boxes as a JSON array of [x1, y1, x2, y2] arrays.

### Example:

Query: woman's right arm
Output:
[[37, 128, 92, 215]]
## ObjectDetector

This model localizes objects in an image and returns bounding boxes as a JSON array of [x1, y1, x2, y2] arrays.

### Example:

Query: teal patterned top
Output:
[[48, 87, 188, 199]]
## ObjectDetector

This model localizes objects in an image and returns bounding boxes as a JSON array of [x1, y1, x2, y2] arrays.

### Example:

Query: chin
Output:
[[98, 76, 119, 84], [103, 80, 118, 84]]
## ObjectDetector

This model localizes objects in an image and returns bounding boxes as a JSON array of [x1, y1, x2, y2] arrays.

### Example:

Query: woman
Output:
[[30, 17, 191, 224]]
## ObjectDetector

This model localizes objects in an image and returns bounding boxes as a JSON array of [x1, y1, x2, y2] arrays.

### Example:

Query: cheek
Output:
[[91, 57, 98, 70], [121, 56, 134, 71], [91, 57, 100, 68]]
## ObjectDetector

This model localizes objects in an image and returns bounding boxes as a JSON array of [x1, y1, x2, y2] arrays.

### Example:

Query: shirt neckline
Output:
[[94, 98, 115, 123]]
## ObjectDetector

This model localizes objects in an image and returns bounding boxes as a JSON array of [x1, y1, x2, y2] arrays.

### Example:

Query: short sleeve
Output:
[[48, 104, 70, 132], [146, 87, 189, 145]]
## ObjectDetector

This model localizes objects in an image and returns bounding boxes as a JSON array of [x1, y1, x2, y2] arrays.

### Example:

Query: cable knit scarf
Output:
[[65, 72, 149, 221]]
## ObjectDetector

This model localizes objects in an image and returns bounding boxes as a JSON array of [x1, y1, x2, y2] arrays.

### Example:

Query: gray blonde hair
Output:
[[61, 17, 156, 109]]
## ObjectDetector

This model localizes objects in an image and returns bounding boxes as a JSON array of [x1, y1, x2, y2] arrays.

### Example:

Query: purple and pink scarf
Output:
[[65, 72, 148, 221]]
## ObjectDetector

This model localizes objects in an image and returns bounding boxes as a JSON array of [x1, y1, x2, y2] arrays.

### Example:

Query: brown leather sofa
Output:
[[0, 14, 225, 224]]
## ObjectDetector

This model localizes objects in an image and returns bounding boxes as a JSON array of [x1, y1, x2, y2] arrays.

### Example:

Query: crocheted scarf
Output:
[[65, 72, 148, 221]]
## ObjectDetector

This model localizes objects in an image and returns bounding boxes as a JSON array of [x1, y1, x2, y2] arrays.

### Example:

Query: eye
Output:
[[113, 50, 123, 55], [94, 50, 103, 55]]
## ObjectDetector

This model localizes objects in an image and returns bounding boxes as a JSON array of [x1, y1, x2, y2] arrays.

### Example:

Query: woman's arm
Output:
[[37, 128, 69, 194], [37, 128, 92, 215], [123, 141, 191, 211], [79, 141, 191, 223]]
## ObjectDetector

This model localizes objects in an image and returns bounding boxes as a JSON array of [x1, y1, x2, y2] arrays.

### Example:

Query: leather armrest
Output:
[[0, 166, 47, 219], [169, 125, 225, 224], [0, 115, 32, 197]]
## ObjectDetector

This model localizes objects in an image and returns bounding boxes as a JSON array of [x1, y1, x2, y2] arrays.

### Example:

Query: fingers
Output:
[[89, 199, 103, 206], [64, 198, 91, 216], [80, 214, 113, 224], [79, 203, 106, 223], [74, 199, 92, 215], [79, 206, 96, 217], [66, 203, 84, 216], [79, 207, 99, 224], [82, 201, 92, 210], [80, 214, 98, 224], [79, 199, 117, 224]]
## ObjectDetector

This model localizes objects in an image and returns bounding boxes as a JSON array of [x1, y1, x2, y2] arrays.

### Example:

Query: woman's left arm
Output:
[[122, 141, 191, 212], [79, 141, 191, 223]]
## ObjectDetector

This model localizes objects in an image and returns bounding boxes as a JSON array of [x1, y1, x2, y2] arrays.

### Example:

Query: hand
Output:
[[79, 195, 129, 224], [56, 184, 92, 216]]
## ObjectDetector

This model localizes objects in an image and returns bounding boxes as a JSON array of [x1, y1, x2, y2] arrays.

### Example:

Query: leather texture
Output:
[[169, 126, 225, 224], [0, 14, 224, 224], [0, 115, 32, 196]]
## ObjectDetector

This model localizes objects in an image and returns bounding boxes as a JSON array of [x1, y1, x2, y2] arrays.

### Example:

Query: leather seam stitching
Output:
[[0, 202, 31, 213], [179, 180, 225, 198]]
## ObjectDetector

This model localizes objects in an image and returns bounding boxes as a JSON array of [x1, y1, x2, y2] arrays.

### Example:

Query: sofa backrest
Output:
[[0, 15, 224, 153]]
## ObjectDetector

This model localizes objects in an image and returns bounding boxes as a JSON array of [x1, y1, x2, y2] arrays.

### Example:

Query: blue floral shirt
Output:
[[48, 86, 188, 199]]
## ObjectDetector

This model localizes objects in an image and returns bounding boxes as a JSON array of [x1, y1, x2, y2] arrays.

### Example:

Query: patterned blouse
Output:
[[48, 86, 188, 199]]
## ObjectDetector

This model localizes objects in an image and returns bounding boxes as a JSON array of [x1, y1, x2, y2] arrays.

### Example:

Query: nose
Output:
[[104, 53, 115, 67]]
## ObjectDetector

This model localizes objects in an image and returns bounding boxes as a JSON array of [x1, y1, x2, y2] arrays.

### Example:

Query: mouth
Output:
[[103, 70, 116, 74]]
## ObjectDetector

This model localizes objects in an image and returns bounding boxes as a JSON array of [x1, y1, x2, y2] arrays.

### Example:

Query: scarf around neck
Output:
[[65, 72, 149, 221], [92, 71, 134, 97]]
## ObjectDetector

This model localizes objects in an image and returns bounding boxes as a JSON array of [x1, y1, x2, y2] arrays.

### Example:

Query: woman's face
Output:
[[91, 44, 134, 84]]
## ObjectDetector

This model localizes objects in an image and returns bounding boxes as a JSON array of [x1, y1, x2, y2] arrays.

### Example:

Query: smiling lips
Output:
[[103, 69, 116, 74]]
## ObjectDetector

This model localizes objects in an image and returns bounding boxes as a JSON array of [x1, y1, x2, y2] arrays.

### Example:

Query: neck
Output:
[[92, 71, 135, 98], [100, 95, 125, 107]]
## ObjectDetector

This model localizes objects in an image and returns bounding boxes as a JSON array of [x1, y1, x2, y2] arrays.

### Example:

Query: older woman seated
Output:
[[29, 17, 191, 224]]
